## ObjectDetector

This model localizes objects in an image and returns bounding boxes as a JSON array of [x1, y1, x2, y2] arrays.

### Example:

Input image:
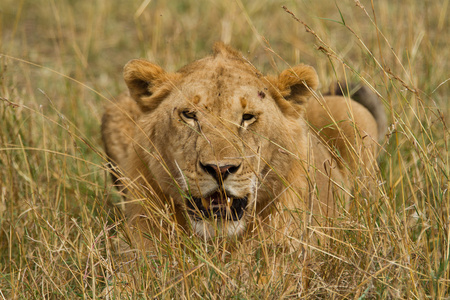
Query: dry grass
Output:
[[0, 0, 449, 298]]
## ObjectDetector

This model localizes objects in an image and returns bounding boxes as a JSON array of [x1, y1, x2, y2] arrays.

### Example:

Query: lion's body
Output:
[[102, 43, 383, 246]]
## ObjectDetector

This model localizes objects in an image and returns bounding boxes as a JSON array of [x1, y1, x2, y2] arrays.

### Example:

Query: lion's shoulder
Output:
[[101, 93, 141, 168]]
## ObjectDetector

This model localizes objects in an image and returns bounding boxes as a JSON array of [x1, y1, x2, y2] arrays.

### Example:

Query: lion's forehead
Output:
[[181, 85, 265, 107], [176, 60, 269, 105], [175, 76, 269, 115]]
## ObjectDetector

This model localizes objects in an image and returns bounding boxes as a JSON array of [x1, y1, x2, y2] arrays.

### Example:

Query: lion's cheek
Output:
[[169, 133, 198, 167]]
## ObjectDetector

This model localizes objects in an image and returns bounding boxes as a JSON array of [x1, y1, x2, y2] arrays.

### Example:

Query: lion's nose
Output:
[[200, 162, 241, 183]]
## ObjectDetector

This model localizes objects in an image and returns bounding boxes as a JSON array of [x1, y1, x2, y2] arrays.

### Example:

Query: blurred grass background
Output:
[[0, 0, 448, 298]]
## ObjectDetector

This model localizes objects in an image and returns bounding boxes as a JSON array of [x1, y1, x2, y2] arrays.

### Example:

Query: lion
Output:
[[101, 42, 385, 247]]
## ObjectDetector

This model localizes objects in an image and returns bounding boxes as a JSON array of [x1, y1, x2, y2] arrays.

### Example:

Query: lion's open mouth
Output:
[[186, 191, 248, 221]]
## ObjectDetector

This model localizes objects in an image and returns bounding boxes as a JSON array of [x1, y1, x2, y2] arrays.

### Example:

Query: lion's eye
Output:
[[241, 114, 256, 127], [242, 114, 255, 121], [181, 110, 197, 120]]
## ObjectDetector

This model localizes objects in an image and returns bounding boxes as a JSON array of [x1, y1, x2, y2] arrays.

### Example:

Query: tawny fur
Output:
[[101, 42, 384, 248]]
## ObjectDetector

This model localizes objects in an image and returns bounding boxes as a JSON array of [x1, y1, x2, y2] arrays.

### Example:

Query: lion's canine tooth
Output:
[[201, 197, 210, 209]]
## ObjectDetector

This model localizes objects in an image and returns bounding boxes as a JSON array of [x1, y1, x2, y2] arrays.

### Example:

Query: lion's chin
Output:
[[189, 218, 247, 239]]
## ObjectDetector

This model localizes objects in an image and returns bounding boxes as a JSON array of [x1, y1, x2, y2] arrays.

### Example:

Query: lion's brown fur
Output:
[[102, 42, 384, 248]]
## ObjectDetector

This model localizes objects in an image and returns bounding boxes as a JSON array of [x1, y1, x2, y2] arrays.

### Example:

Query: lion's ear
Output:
[[123, 59, 174, 112], [266, 64, 319, 117], [276, 64, 319, 104]]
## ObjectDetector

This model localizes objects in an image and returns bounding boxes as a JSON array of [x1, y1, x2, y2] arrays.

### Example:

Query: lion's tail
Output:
[[334, 84, 387, 140]]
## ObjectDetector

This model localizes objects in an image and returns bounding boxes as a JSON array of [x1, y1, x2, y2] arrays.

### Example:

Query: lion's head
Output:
[[122, 42, 319, 239]]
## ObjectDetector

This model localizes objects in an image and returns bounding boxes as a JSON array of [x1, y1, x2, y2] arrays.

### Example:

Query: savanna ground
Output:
[[0, 0, 449, 298]]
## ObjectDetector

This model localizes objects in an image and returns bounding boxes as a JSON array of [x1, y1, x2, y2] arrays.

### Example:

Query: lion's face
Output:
[[124, 42, 318, 238], [159, 66, 283, 238]]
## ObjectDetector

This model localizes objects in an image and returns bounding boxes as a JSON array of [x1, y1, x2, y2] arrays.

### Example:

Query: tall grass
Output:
[[0, 0, 448, 298]]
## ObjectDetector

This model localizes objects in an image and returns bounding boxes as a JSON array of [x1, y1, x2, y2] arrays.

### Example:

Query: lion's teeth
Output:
[[201, 197, 210, 209], [227, 197, 231, 203]]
